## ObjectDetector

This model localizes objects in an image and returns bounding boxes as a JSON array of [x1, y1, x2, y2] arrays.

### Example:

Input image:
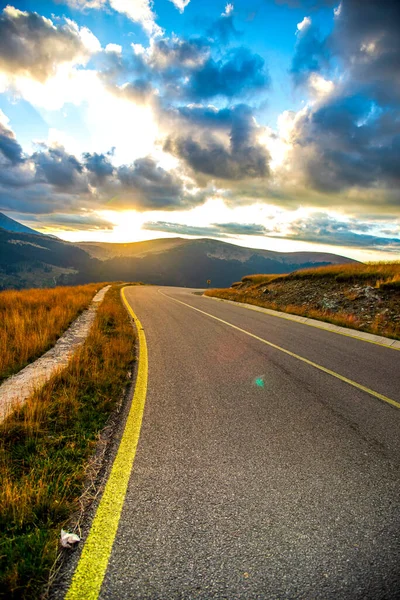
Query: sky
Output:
[[0, 0, 399, 262]]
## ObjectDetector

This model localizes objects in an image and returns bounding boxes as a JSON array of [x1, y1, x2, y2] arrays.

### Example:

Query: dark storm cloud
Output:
[[165, 104, 270, 181], [0, 6, 96, 82], [284, 213, 400, 250], [0, 122, 24, 164]]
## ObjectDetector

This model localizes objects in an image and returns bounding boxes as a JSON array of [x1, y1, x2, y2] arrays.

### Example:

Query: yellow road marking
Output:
[[65, 287, 148, 600], [206, 295, 400, 351], [159, 290, 400, 410]]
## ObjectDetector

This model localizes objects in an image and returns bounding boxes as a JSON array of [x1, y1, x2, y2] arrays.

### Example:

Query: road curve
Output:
[[88, 286, 400, 598]]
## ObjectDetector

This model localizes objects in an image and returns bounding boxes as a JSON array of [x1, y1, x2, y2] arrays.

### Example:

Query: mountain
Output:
[[0, 216, 358, 290], [77, 237, 189, 260], [83, 237, 356, 288], [0, 212, 43, 236], [77, 237, 353, 268]]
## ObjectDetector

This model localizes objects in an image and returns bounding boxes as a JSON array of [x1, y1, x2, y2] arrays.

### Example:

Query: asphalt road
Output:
[[102, 286, 400, 599]]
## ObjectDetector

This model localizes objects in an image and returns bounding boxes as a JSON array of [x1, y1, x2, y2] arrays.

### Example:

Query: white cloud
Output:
[[334, 3, 342, 17], [223, 3, 234, 16], [168, 0, 191, 13], [308, 73, 334, 99], [0, 108, 10, 129], [131, 43, 146, 55], [63, 0, 162, 37], [297, 16, 311, 32], [64, 0, 107, 8], [109, 0, 163, 37], [64, 19, 102, 54], [105, 43, 122, 54]]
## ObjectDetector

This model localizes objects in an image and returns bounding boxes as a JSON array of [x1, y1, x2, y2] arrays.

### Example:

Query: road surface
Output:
[[73, 285, 400, 599]]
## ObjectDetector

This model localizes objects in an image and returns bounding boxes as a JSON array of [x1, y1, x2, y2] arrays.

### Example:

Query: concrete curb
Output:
[[204, 294, 400, 351]]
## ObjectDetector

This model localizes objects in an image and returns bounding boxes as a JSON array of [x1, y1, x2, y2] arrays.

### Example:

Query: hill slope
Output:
[[205, 263, 400, 339], [0, 228, 99, 289], [0, 212, 43, 236]]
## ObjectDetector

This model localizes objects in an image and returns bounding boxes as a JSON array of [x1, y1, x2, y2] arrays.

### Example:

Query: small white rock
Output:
[[61, 529, 80, 548]]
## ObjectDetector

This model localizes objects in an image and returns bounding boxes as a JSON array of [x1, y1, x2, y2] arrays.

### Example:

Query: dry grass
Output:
[[241, 274, 283, 285], [0, 283, 102, 382], [205, 262, 400, 340], [0, 285, 135, 599], [283, 261, 400, 285], [241, 262, 400, 287]]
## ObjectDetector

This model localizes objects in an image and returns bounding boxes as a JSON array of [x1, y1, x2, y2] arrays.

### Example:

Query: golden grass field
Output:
[[0, 285, 135, 598], [0, 283, 101, 382], [206, 262, 400, 339], [241, 261, 400, 287]]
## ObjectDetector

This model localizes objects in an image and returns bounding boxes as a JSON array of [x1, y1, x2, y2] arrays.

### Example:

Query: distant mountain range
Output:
[[0, 212, 357, 290]]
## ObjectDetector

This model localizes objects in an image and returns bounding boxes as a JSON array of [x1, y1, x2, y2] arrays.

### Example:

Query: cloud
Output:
[[115, 37, 267, 101], [165, 104, 270, 181], [290, 16, 330, 85], [108, 0, 163, 37], [0, 110, 24, 165], [215, 222, 270, 235], [207, 4, 241, 45], [115, 156, 192, 209], [169, 0, 191, 13], [331, 0, 400, 105], [283, 213, 400, 250], [184, 47, 268, 100], [279, 0, 400, 209], [32, 145, 88, 191], [143, 221, 228, 237], [147, 36, 209, 71], [28, 211, 115, 231], [0, 114, 206, 216], [64, 0, 162, 37], [0, 6, 100, 83], [83, 152, 115, 183], [142, 220, 270, 237]]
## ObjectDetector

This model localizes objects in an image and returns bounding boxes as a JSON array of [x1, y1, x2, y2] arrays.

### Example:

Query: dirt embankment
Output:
[[206, 271, 400, 340]]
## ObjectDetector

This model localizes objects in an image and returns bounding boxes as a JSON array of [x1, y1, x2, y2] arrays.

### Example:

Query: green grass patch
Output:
[[0, 285, 136, 599]]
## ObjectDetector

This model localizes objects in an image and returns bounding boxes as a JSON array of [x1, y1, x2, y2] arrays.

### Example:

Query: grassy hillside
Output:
[[0, 228, 100, 290], [205, 262, 400, 340]]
